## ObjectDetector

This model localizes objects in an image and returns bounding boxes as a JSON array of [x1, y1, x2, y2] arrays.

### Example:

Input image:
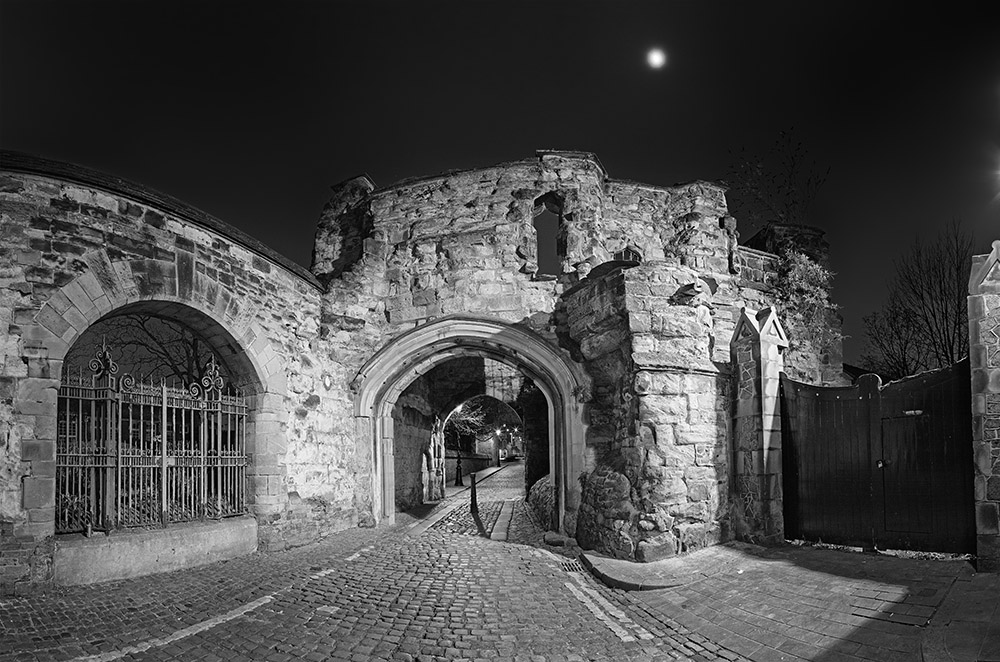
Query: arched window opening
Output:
[[57, 310, 250, 535], [64, 313, 235, 386], [532, 193, 564, 278], [613, 246, 643, 264]]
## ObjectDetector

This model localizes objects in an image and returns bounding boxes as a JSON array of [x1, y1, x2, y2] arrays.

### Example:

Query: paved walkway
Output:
[[1, 462, 745, 662], [4, 461, 997, 661], [583, 540, 999, 662]]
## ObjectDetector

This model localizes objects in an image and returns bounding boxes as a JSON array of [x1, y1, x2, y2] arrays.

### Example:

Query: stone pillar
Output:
[[969, 239, 1000, 572], [730, 307, 788, 544]]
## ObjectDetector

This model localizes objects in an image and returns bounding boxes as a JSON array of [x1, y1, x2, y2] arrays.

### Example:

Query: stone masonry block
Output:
[[31, 460, 56, 477], [27, 507, 54, 523], [61, 305, 89, 334], [22, 477, 54, 509], [34, 414, 56, 442], [44, 290, 72, 315], [764, 448, 782, 475], [62, 279, 95, 315], [267, 475, 285, 496], [978, 535, 1000, 573], [34, 306, 71, 338], [969, 295, 986, 322], [76, 271, 105, 301], [20, 440, 54, 462], [976, 442, 993, 476], [977, 502, 1000, 535]]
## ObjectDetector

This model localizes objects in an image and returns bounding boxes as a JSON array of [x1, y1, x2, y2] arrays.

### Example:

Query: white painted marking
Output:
[[71, 595, 274, 661], [309, 568, 337, 579], [565, 581, 635, 642], [568, 572, 655, 640], [344, 544, 376, 561]]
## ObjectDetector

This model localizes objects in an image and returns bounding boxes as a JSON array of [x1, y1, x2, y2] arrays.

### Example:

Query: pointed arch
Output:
[[353, 315, 590, 533]]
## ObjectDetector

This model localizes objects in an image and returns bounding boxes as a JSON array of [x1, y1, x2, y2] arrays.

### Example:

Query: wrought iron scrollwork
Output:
[[189, 355, 226, 399], [89, 337, 119, 379]]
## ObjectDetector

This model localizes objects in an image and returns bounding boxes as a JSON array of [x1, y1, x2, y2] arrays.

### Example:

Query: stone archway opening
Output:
[[56, 300, 263, 537], [353, 316, 589, 535], [442, 395, 524, 466], [390, 359, 539, 516]]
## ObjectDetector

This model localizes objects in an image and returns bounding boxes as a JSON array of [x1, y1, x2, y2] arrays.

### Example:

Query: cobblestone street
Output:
[[2, 463, 746, 662]]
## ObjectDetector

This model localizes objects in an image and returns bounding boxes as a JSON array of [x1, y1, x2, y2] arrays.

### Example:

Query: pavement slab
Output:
[[582, 540, 995, 662]]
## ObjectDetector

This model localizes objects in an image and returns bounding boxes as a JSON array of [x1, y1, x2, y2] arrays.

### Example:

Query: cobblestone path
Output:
[[2, 463, 747, 662]]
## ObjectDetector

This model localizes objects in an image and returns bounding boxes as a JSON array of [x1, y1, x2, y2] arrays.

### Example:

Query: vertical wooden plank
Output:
[[780, 378, 799, 540]]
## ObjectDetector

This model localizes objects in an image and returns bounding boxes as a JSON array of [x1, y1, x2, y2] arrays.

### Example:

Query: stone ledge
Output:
[[54, 517, 257, 586]]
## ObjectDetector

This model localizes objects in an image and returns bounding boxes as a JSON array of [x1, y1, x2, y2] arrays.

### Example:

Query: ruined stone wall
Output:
[[315, 150, 841, 561], [736, 240, 844, 386], [392, 387, 434, 512], [565, 269, 636, 556], [2, 149, 849, 591], [0, 155, 373, 591], [627, 264, 732, 561]]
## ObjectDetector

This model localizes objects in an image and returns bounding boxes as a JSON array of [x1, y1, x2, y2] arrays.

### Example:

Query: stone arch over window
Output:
[[613, 245, 643, 264], [17, 248, 288, 542], [352, 315, 590, 533], [29, 248, 285, 396]]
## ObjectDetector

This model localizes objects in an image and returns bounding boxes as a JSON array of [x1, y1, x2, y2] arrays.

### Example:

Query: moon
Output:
[[647, 48, 667, 69]]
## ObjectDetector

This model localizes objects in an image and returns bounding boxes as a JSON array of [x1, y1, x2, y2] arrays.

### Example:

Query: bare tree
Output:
[[726, 128, 830, 234], [445, 400, 487, 438], [861, 220, 972, 380], [64, 313, 227, 386], [861, 300, 926, 379]]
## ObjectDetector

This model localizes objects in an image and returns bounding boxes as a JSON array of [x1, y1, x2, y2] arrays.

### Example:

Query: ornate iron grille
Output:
[[56, 343, 248, 534]]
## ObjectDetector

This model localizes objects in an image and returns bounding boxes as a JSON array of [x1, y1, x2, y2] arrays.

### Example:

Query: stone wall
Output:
[[307, 150, 842, 560], [730, 308, 787, 544], [392, 388, 434, 512], [2, 148, 848, 592], [970, 240, 1000, 572], [0, 154, 370, 592], [566, 268, 636, 556], [527, 474, 554, 529]]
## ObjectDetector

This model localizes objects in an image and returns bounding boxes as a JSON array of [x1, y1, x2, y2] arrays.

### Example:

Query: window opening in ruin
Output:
[[533, 194, 563, 278], [614, 246, 643, 263], [56, 314, 249, 535]]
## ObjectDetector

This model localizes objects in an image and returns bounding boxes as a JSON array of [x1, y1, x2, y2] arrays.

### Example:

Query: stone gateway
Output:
[[0, 148, 859, 594]]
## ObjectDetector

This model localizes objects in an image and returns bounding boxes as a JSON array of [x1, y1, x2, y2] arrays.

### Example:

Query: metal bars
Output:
[[56, 352, 248, 534]]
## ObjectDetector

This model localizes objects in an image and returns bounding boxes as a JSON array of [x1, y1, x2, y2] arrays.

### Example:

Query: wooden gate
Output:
[[781, 359, 975, 553]]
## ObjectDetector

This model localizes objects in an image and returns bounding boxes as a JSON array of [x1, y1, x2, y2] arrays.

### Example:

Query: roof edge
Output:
[[1, 150, 321, 290]]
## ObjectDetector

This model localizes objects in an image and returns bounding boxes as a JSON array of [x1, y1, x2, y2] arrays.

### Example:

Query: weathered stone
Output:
[[0, 150, 851, 594], [635, 531, 677, 562]]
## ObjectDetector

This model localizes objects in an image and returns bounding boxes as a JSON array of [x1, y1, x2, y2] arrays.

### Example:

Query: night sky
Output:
[[2, 1, 998, 363]]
